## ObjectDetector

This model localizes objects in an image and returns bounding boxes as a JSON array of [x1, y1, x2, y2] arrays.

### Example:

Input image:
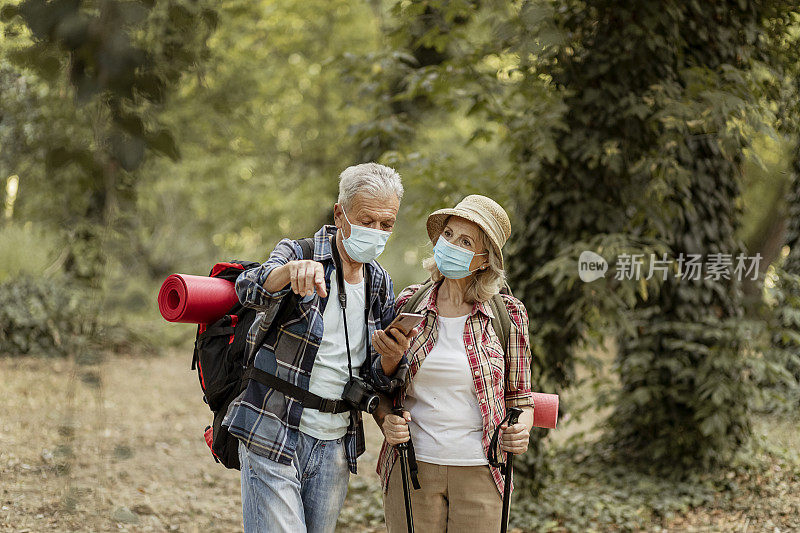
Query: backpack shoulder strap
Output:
[[297, 237, 314, 260], [489, 293, 512, 353], [239, 237, 356, 414], [400, 279, 435, 314]]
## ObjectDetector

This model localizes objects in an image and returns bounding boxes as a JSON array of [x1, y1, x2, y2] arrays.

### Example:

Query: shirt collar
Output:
[[474, 298, 495, 319], [422, 279, 495, 319], [313, 225, 338, 263]]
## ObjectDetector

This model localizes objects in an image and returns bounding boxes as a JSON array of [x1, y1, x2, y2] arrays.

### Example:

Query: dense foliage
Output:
[[1, 1, 800, 528], [355, 0, 800, 482], [0, 276, 96, 356], [1, 0, 217, 281]]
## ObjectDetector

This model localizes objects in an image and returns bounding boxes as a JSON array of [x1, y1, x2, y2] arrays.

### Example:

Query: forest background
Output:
[[1, 0, 800, 531]]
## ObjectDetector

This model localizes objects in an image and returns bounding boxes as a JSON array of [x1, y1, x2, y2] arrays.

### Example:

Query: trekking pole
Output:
[[500, 407, 523, 533], [394, 407, 415, 533]]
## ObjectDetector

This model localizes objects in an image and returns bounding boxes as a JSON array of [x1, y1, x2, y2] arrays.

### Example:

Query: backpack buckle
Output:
[[319, 399, 338, 413]]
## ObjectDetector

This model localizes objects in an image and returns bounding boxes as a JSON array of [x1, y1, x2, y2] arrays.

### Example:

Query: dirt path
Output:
[[2, 353, 797, 532], [0, 351, 384, 532]]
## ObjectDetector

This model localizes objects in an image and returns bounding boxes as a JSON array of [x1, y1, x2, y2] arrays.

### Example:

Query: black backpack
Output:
[[191, 239, 314, 469]]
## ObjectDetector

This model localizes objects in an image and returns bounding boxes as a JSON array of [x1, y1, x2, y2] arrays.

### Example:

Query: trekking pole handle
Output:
[[393, 407, 410, 450], [503, 408, 523, 476]]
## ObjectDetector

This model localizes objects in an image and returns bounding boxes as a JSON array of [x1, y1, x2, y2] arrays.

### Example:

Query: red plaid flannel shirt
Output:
[[375, 281, 534, 498]]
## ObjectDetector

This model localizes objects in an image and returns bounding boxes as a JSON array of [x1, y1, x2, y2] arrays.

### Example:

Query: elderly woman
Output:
[[370, 195, 535, 532]]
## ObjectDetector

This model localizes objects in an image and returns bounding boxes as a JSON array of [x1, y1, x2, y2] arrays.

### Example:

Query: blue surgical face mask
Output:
[[433, 235, 487, 279], [341, 210, 391, 263]]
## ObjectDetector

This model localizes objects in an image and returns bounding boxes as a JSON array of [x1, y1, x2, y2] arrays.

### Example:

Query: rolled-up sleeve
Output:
[[370, 355, 403, 392], [502, 295, 534, 408], [235, 239, 299, 319]]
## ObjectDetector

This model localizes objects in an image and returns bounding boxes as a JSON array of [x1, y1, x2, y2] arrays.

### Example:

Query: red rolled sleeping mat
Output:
[[158, 274, 238, 324], [531, 392, 559, 429]]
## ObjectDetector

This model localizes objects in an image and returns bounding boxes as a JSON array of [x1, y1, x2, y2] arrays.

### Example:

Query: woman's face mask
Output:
[[341, 210, 391, 263], [433, 235, 487, 279]]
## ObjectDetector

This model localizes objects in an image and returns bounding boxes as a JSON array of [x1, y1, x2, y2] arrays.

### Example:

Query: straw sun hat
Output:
[[426, 195, 512, 267]]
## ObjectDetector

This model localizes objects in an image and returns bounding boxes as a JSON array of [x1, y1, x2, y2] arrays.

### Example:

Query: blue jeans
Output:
[[238, 432, 350, 533]]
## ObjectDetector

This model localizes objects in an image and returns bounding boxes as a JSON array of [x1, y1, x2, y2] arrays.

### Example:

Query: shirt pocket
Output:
[[483, 335, 506, 387]]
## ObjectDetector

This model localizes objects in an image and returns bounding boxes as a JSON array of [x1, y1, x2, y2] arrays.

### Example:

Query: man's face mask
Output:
[[433, 235, 487, 279], [341, 210, 391, 263]]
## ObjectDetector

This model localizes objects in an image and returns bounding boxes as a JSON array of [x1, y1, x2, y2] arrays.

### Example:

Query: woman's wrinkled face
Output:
[[441, 216, 489, 270]]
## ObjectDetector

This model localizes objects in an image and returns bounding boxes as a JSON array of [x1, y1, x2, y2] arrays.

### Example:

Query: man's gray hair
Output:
[[337, 163, 403, 209]]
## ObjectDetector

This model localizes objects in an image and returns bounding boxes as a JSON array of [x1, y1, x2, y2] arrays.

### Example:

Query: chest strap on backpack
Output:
[[242, 366, 352, 414]]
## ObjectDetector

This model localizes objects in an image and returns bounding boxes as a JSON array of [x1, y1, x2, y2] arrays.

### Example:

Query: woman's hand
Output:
[[372, 328, 414, 375], [381, 410, 411, 446], [499, 422, 530, 455]]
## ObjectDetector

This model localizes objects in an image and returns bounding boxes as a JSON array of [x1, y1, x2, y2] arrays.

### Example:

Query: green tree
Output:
[[1, 0, 217, 281], [368, 0, 800, 481], [128, 0, 385, 279], [516, 1, 797, 472]]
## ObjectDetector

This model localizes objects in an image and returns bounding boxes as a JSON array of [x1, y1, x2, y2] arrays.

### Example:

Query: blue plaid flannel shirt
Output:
[[222, 224, 400, 474]]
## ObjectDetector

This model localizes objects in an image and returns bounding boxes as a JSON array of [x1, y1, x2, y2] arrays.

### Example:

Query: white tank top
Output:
[[405, 314, 486, 465]]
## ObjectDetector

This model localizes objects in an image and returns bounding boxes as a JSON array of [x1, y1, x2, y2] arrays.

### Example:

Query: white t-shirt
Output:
[[405, 314, 487, 465], [298, 273, 366, 440]]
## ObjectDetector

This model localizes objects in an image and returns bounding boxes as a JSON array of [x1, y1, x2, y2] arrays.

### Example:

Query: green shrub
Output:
[[0, 223, 64, 283], [0, 276, 97, 357], [759, 266, 800, 412], [511, 429, 797, 532]]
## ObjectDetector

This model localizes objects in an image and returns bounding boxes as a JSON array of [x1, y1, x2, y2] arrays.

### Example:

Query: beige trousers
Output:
[[383, 460, 502, 533]]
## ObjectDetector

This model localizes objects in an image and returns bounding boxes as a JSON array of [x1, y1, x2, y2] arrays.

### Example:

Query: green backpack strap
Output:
[[489, 282, 514, 353], [400, 278, 436, 314], [402, 278, 513, 352], [488, 295, 511, 353]]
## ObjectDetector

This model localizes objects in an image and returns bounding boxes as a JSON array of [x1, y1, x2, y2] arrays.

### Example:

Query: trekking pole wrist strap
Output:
[[406, 439, 421, 490], [489, 407, 522, 475], [393, 407, 421, 490]]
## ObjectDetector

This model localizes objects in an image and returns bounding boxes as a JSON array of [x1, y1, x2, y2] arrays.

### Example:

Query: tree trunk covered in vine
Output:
[[784, 156, 800, 275], [509, 1, 792, 474]]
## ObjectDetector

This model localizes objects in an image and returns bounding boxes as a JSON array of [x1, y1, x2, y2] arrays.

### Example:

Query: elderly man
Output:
[[223, 163, 412, 533]]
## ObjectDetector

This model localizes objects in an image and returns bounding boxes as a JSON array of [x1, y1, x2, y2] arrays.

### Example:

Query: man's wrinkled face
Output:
[[334, 192, 400, 238]]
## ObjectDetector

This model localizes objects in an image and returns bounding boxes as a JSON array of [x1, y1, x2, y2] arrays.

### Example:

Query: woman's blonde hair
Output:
[[422, 217, 505, 303]]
